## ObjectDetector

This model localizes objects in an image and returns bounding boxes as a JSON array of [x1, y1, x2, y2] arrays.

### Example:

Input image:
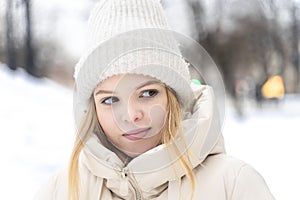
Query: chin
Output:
[[124, 147, 151, 157]]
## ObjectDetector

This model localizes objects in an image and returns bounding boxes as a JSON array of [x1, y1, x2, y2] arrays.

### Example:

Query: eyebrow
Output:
[[136, 80, 162, 90], [94, 80, 163, 96], [94, 89, 114, 96]]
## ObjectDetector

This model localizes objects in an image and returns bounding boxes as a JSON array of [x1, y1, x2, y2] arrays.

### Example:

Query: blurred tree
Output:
[[261, 0, 287, 76], [0, 0, 95, 86], [290, 1, 300, 87], [4, 0, 38, 76], [184, 0, 294, 116], [5, 0, 17, 70], [188, 0, 207, 41], [23, 0, 37, 77]]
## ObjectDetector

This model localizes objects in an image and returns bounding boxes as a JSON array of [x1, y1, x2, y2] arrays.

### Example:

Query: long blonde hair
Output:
[[68, 87, 195, 200]]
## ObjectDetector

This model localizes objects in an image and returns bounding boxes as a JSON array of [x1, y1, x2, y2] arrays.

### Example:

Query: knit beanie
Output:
[[73, 0, 195, 127]]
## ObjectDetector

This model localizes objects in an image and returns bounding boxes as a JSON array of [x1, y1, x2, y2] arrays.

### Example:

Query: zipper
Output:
[[119, 167, 129, 196], [119, 167, 142, 200], [128, 176, 142, 200]]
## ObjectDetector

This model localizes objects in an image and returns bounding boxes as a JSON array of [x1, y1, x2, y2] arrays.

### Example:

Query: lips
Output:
[[123, 127, 151, 141]]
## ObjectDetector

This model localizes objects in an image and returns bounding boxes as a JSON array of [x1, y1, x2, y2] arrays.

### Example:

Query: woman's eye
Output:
[[140, 89, 158, 98], [101, 96, 119, 105]]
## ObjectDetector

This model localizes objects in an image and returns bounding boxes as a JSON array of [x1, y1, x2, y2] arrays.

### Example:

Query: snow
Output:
[[224, 106, 300, 200], [0, 64, 74, 199], [0, 63, 300, 199]]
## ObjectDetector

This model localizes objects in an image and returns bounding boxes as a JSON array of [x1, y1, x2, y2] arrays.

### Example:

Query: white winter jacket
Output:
[[35, 86, 275, 200]]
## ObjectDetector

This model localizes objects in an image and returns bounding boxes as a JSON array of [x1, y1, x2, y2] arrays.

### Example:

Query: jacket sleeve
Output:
[[231, 164, 275, 200]]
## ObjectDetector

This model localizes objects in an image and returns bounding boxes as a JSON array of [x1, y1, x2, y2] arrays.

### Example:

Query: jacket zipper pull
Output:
[[120, 168, 129, 196]]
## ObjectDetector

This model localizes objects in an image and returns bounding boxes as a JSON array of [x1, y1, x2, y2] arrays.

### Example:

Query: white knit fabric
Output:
[[86, 0, 169, 51], [73, 0, 194, 127]]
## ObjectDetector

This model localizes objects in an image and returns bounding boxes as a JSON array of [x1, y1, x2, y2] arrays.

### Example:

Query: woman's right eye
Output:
[[101, 96, 119, 105]]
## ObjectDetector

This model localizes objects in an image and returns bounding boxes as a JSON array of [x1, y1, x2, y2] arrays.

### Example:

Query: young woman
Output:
[[35, 0, 275, 199]]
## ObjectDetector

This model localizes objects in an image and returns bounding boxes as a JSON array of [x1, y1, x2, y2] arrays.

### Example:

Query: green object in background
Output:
[[192, 79, 201, 85]]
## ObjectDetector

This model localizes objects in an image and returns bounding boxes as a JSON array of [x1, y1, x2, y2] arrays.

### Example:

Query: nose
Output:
[[122, 101, 144, 123]]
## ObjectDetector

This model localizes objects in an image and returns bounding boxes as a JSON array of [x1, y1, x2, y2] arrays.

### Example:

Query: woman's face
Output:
[[93, 74, 168, 157]]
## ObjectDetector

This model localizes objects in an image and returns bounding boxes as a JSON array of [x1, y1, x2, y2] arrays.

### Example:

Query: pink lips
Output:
[[123, 127, 151, 141]]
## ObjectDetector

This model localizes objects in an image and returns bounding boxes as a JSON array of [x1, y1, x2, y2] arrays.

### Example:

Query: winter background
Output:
[[1, 0, 300, 199], [2, 62, 300, 200]]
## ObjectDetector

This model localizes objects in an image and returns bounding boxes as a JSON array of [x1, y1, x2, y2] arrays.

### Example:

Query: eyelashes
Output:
[[101, 96, 119, 105], [100, 89, 159, 105], [139, 89, 159, 98]]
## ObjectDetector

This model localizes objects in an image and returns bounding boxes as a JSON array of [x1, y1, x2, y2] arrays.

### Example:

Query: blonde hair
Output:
[[68, 87, 195, 200]]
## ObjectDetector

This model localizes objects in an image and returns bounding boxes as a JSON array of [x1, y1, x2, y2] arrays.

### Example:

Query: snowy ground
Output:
[[1, 64, 299, 199], [224, 99, 300, 200], [0, 65, 74, 199]]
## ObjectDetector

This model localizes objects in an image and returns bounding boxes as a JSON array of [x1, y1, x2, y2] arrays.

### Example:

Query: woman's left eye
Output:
[[140, 89, 158, 98]]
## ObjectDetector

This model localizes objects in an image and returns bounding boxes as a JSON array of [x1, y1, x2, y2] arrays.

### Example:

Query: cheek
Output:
[[148, 100, 167, 129], [96, 107, 117, 133]]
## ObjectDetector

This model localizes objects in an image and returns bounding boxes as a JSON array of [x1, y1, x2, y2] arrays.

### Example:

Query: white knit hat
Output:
[[73, 0, 195, 127]]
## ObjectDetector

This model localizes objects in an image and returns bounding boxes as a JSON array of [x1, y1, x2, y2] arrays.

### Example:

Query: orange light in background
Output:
[[261, 75, 285, 99]]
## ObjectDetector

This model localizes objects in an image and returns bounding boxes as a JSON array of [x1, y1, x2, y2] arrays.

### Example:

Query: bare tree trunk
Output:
[[188, 0, 206, 41], [24, 0, 37, 76], [6, 0, 17, 70], [291, 2, 300, 87], [268, 0, 286, 76]]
